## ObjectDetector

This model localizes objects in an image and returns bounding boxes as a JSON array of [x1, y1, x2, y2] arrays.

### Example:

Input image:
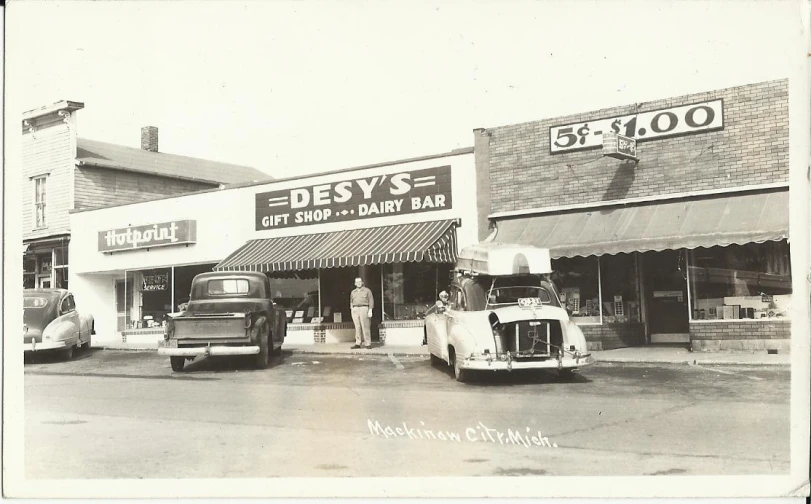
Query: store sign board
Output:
[[550, 99, 724, 154], [255, 165, 453, 230], [602, 132, 638, 161], [98, 220, 197, 253]]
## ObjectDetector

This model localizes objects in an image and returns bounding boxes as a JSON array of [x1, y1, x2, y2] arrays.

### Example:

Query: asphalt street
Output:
[[22, 348, 790, 479]]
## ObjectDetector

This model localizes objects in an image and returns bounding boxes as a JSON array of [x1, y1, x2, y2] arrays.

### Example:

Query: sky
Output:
[[5, 0, 808, 178]]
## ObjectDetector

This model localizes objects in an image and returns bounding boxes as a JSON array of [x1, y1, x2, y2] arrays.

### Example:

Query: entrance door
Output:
[[359, 265, 382, 342], [643, 250, 690, 343]]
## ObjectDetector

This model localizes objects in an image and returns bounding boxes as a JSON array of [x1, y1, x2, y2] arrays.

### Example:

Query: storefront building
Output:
[[474, 79, 791, 352], [69, 148, 477, 347], [22, 100, 269, 291]]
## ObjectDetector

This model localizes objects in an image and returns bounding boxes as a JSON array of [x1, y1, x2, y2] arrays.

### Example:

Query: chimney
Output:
[[141, 126, 158, 152]]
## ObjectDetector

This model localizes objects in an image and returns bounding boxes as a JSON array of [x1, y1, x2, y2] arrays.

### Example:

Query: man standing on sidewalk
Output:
[[350, 277, 374, 349]]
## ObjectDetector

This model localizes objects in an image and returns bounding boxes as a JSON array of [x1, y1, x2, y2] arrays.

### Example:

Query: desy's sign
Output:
[[550, 99, 724, 154], [255, 165, 452, 230], [98, 220, 197, 253]]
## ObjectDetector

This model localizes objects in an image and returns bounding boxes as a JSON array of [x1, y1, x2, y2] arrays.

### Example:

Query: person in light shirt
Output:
[[349, 277, 374, 349]]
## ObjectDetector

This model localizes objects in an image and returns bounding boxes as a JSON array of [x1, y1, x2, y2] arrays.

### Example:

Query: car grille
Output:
[[502, 320, 564, 357]]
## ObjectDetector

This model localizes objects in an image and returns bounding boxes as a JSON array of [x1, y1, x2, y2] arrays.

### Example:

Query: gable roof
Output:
[[76, 138, 271, 185]]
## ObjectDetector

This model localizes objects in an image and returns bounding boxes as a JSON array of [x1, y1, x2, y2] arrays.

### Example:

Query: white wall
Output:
[[70, 151, 477, 275], [72, 273, 116, 345], [69, 151, 478, 344]]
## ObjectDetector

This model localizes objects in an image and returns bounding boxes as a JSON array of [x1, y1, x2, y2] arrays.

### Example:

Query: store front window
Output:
[[551, 256, 601, 324], [319, 267, 357, 324], [140, 268, 172, 328], [382, 263, 452, 320], [688, 241, 792, 320], [600, 253, 642, 324], [23, 255, 36, 289], [269, 272, 319, 323], [54, 246, 69, 289]]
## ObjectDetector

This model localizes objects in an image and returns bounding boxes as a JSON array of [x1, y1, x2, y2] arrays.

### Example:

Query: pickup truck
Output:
[[158, 271, 286, 371]]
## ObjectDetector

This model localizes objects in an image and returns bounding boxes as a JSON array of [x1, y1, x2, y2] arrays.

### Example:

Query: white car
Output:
[[424, 243, 593, 382]]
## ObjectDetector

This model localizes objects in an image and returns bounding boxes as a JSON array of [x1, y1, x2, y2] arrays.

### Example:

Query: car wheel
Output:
[[170, 356, 185, 372], [271, 341, 282, 357], [255, 328, 270, 370], [451, 351, 468, 383]]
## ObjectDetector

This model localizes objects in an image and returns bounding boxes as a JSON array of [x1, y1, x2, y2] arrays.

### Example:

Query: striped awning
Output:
[[493, 189, 788, 258], [215, 219, 459, 272]]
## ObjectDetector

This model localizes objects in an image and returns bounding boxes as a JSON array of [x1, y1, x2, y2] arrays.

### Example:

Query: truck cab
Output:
[[158, 271, 286, 371]]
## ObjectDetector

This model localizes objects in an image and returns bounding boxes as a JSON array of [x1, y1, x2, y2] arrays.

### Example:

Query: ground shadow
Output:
[[24, 345, 96, 365], [174, 351, 286, 374]]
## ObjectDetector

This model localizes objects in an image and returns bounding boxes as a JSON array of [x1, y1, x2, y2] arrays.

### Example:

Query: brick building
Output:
[[475, 79, 791, 352], [22, 100, 270, 290]]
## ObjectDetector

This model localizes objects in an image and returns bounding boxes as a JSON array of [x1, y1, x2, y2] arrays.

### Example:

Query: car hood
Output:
[[488, 304, 569, 324]]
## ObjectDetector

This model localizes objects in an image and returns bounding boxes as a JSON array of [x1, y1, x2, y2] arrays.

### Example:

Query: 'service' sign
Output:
[[255, 165, 452, 230], [98, 220, 197, 253]]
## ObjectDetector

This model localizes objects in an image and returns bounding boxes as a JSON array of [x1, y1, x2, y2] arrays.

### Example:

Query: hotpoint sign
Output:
[[98, 220, 197, 253], [255, 165, 452, 230]]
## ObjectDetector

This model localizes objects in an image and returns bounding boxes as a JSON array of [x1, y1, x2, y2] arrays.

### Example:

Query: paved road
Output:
[[22, 349, 790, 479]]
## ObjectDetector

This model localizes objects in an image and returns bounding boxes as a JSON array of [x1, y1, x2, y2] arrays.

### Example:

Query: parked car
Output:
[[23, 288, 95, 359], [424, 243, 593, 382], [158, 271, 287, 371]]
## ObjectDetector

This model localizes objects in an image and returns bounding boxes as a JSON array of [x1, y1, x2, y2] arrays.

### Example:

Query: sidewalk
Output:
[[286, 343, 791, 366], [96, 341, 790, 366]]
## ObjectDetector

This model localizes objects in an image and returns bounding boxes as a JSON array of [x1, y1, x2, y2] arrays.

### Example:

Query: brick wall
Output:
[[483, 80, 789, 214], [689, 321, 790, 352], [74, 166, 217, 210], [22, 121, 74, 239], [580, 323, 646, 351]]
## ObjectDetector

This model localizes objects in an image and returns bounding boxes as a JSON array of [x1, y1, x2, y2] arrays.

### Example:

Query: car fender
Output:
[[79, 313, 95, 337], [562, 320, 588, 352], [42, 319, 79, 344], [448, 323, 478, 360]]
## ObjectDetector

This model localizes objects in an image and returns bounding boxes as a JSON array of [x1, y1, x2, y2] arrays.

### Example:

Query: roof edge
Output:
[[70, 147, 475, 214], [76, 158, 224, 186]]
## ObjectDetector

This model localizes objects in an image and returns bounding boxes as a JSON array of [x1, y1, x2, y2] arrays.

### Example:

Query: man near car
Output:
[[350, 277, 374, 349]]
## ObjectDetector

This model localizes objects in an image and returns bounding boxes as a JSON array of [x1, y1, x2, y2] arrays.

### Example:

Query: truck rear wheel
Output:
[[255, 331, 270, 369], [170, 356, 185, 372]]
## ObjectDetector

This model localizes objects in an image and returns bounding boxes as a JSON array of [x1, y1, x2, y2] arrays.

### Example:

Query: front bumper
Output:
[[157, 343, 260, 357], [24, 340, 68, 352], [460, 353, 594, 371]]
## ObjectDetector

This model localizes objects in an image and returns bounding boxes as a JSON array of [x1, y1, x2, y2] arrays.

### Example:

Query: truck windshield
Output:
[[206, 279, 250, 296]]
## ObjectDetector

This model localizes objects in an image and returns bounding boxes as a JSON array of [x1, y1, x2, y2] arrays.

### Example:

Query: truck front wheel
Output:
[[255, 330, 270, 370], [170, 356, 185, 372]]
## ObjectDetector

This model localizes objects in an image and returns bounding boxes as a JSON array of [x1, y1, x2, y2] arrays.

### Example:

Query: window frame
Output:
[[32, 175, 48, 229]]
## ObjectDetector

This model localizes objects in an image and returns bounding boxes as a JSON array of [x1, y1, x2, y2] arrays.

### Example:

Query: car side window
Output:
[[60, 296, 75, 314]]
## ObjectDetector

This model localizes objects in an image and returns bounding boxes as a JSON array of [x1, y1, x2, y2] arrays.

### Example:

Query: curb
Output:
[[92, 346, 791, 366]]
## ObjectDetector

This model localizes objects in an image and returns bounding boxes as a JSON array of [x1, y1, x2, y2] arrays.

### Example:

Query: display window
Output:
[[382, 263, 452, 320], [269, 271, 319, 323], [688, 240, 792, 321], [23, 256, 36, 288], [319, 267, 357, 324], [599, 253, 642, 324], [551, 256, 601, 324]]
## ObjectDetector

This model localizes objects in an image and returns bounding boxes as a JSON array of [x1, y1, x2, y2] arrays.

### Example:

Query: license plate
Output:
[[518, 297, 542, 307], [162, 339, 178, 348]]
